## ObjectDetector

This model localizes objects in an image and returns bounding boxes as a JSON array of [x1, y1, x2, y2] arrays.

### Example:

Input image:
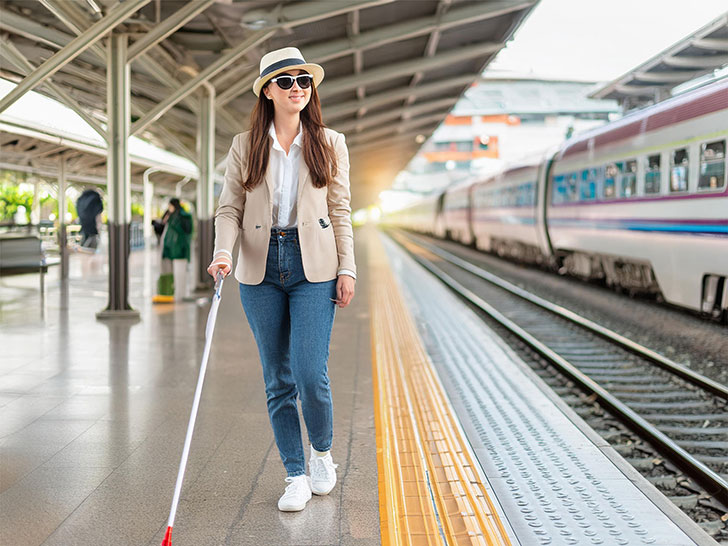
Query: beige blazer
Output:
[[213, 127, 356, 285]]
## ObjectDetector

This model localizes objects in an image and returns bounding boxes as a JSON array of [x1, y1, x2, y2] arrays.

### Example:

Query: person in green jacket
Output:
[[157, 198, 193, 299]]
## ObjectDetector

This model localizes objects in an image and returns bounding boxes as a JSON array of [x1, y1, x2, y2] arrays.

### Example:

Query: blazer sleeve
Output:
[[213, 133, 247, 259], [327, 132, 356, 276]]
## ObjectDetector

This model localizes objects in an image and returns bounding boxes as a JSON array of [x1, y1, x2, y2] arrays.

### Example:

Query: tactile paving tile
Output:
[[381, 234, 697, 546]]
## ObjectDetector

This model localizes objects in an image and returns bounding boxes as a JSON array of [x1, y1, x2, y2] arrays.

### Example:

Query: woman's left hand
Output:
[[334, 275, 355, 308]]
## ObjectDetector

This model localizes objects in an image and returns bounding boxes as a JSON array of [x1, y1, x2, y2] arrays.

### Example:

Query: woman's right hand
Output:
[[207, 255, 232, 279]]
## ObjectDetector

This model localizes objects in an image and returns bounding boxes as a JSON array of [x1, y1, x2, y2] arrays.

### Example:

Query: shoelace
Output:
[[283, 476, 307, 496], [310, 456, 338, 482]]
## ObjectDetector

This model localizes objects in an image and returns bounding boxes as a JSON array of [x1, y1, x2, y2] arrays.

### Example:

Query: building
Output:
[[393, 72, 620, 194]]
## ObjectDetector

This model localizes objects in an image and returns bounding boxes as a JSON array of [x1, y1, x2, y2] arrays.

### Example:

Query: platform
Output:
[[0, 236, 378, 546], [0, 226, 715, 545], [377, 231, 709, 546]]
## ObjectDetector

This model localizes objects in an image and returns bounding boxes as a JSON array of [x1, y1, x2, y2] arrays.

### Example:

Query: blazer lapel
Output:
[[264, 162, 275, 206], [297, 158, 310, 205], [264, 134, 275, 208]]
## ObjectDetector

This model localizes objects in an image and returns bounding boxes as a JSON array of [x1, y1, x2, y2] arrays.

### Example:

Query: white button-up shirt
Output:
[[269, 121, 303, 229], [213, 122, 355, 279]]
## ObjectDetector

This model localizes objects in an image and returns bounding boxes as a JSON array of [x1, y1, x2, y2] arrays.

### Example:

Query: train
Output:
[[385, 78, 728, 320]]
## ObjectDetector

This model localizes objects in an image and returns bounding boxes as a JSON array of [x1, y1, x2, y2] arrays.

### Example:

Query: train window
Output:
[[670, 148, 689, 192], [603, 164, 617, 198], [552, 175, 565, 204], [567, 173, 578, 202], [580, 169, 596, 200], [518, 183, 533, 206], [698, 140, 726, 191], [645, 154, 661, 194], [619, 160, 637, 198]]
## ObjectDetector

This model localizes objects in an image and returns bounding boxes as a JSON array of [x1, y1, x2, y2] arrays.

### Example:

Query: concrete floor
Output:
[[0, 232, 378, 546]]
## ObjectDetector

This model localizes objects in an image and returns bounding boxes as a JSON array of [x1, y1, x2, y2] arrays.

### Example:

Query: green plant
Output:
[[0, 183, 34, 222]]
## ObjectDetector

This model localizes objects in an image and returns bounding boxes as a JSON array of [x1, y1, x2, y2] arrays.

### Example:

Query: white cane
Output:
[[161, 273, 224, 546]]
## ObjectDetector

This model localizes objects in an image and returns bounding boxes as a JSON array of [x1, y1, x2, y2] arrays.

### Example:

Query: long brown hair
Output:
[[242, 81, 338, 191]]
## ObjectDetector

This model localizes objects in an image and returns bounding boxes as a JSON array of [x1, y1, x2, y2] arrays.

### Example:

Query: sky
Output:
[[486, 0, 728, 82]]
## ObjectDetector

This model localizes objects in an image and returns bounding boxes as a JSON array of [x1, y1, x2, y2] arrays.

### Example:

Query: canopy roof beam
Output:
[[214, 1, 396, 106], [334, 96, 458, 134], [127, 0, 216, 61], [325, 73, 477, 121], [0, 0, 150, 114], [633, 70, 706, 83], [12, 0, 237, 147], [307, 1, 533, 63], [0, 35, 108, 141], [347, 111, 446, 145], [43, 0, 238, 136], [691, 38, 728, 51], [131, 29, 275, 136], [662, 54, 728, 69], [254, 0, 395, 30], [215, 1, 517, 107], [320, 41, 501, 99]]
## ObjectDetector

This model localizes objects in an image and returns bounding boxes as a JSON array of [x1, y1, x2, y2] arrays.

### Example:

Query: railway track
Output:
[[387, 228, 728, 538]]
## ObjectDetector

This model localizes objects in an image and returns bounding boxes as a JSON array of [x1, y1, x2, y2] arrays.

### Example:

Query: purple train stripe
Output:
[[549, 217, 728, 235], [474, 214, 536, 225], [560, 79, 728, 158], [550, 187, 728, 207]]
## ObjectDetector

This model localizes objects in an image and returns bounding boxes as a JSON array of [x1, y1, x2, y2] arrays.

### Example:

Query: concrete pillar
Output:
[[98, 33, 139, 320], [196, 84, 215, 290], [58, 157, 69, 280]]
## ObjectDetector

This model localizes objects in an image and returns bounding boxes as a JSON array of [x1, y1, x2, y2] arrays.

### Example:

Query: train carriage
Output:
[[471, 162, 544, 263], [546, 79, 728, 316], [442, 179, 475, 245], [386, 78, 728, 320]]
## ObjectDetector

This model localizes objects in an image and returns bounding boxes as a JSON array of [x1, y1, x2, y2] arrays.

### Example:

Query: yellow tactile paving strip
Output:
[[370, 229, 512, 546]]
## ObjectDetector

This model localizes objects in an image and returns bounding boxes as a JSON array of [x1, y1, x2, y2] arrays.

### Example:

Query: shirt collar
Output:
[[269, 122, 303, 152]]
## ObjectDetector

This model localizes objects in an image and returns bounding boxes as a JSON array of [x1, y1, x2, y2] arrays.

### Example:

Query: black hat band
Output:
[[260, 57, 307, 78]]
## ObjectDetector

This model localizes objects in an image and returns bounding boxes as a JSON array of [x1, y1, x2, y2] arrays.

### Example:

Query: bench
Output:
[[0, 235, 60, 297]]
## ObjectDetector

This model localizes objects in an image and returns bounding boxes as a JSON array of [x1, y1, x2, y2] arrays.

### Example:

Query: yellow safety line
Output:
[[370, 228, 512, 546]]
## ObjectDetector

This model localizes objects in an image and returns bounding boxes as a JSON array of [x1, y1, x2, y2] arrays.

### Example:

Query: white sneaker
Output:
[[277, 475, 311, 512], [309, 450, 338, 496]]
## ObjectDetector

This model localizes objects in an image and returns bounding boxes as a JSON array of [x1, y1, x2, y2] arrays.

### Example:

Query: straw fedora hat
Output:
[[253, 47, 324, 97]]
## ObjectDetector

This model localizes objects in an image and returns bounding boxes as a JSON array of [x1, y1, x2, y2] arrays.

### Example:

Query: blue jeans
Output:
[[239, 227, 337, 477]]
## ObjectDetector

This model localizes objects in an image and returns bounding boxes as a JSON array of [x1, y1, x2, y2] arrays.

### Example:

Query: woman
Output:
[[158, 198, 192, 298], [207, 47, 356, 512]]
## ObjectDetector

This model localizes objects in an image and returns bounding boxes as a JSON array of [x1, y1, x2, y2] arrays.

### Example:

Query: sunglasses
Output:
[[268, 74, 313, 90]]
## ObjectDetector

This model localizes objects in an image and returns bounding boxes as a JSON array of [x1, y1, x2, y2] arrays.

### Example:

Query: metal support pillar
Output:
[[196, 84, 215, 290], [31, 178, 41, 225], [98, 33, 139, 319], [143, 167, 159, 245], [58, 156, 68, 280]]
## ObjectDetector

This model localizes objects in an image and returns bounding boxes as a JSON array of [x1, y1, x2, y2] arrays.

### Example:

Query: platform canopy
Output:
[[0, 78, 200, 196], [0, 0, 537, 207], [590, 11, 728, 110]]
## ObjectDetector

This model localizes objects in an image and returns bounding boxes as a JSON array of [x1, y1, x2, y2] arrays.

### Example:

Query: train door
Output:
[[536, 151, 557, 260], [465, 184, 475, 246], [434, 191, 446, 239]]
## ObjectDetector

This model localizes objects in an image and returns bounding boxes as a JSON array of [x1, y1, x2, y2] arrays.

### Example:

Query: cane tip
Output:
[[161, 526, 172, 546]]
